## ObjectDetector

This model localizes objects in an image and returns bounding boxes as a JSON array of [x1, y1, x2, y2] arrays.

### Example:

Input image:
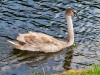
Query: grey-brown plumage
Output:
[[8, 8, 79, 53]]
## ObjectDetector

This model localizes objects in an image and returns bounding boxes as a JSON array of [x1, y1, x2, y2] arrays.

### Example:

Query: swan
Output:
[[8, 8, 79, 53]]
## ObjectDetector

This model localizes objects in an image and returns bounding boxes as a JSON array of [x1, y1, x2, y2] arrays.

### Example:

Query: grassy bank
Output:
[[29, 64, 100, 75]]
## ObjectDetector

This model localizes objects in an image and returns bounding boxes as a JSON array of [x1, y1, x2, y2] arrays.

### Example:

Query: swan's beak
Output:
[[74, 12, 79, 19]]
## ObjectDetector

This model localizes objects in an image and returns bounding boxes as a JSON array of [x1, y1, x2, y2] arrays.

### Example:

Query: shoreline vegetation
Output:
[[29, 64, 100, 75]]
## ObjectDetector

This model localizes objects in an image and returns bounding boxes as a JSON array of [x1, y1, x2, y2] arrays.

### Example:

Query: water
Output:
[[0, 0, 100, 74]]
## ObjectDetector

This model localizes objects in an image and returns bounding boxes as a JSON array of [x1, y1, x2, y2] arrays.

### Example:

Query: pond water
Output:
[[0, 0, 100, 75]]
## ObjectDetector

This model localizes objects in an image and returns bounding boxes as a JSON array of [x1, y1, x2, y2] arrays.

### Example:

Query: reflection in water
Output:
[[10, 45, 75, 73], [63, 48, 74, 70], [12, 49, 51, 65]]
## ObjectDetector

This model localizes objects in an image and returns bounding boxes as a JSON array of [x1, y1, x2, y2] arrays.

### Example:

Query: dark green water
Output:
[[0, 0, 100, 75]]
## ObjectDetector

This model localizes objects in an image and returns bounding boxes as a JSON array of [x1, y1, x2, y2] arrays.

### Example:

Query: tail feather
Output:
[[8, 40, 14, 44], [8, 40, 22, 49], [7, 40, 18, 46]]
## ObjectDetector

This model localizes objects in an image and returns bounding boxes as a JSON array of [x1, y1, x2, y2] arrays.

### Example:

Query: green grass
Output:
[[29, 64, 100, 75], [53, 64, 100, 75]]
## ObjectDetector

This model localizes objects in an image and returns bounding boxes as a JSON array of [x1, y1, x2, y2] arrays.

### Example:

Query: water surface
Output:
[[0, 0, 100, 75]]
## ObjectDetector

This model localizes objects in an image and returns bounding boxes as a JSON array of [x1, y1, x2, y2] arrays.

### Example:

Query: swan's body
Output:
[[8, 8, 78, 53]]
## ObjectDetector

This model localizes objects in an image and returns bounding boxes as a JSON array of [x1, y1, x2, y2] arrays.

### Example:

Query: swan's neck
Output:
[[66, 15, 74, 46]]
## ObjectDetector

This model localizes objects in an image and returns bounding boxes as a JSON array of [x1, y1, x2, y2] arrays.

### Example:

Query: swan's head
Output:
[[65, 8, 79, 18]]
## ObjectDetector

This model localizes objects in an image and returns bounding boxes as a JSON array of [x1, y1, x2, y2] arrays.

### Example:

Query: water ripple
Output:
[[0, 0, 100, 74]]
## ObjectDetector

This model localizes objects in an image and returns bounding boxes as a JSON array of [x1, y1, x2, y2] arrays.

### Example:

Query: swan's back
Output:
[[12, 31, 66, 53]]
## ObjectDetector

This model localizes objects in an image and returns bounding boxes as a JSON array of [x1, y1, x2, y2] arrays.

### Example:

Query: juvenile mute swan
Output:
[[8, 8, 79, 53]]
